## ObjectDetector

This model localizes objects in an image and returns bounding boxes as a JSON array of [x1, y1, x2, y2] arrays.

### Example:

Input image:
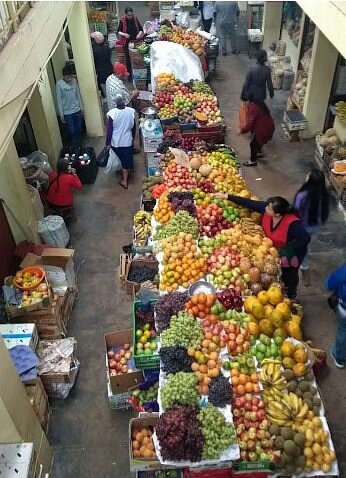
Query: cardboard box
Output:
[[33, 430, 54, 478], [25, 378, 51, 434], [105, 329, 143, 395], [125, 259, 159, 294], [129, 413, 161, 471], [0, 443, 36, 477], [20, 248, 76, 296], [0, 323, 39, 351], [107, 377, 131, 410]]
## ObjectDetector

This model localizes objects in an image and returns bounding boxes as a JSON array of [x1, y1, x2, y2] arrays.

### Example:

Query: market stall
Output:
[[104, 38, 339, 478]]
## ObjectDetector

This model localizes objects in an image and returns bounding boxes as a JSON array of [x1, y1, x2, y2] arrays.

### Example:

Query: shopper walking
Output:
[[105, 63, 139, 111], [325, 263, 346, 368], [56, 66, 83, 146], [294, 169, 330, 286], [214, 1, 240, 55], [106, 94, 136, 189], [117, 7, 144, 79], [91, 31, 113, 98], [212, 194, 310, 299], [239, 95, 275, 167], [46, 158, 82, 208], [241, 49, 274, 102], [198, 1, 214, 32]]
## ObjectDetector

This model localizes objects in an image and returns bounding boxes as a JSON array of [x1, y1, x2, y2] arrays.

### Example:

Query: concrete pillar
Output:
[[51, 32, 69, 82], [27, 68, 62, 168], [262, 1, 283, 50], [0, 139, 40, 244], [68, 1, 104, 137], [302, 28, 338, 138]]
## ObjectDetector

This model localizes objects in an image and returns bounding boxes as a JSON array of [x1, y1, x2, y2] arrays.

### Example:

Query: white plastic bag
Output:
[[104, 148, 122, 174], [108, 33, 117, 49], [37, 215, 70, 247], [210, 22, 217, 37]]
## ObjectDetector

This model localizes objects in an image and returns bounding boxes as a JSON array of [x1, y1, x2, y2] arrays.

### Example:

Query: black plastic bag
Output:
[[96, 147, 109, 168], [327, 291, 338, 311]]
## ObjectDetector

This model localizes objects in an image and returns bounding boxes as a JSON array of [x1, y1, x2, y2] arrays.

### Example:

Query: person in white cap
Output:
[[91, 31, 113, 97]]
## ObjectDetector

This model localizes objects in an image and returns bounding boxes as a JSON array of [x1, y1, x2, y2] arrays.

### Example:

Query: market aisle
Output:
[[49, 53, 346, 477]]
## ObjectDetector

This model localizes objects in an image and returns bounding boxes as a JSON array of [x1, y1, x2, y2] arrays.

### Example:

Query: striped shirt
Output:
[[105, 74, 131, 110]]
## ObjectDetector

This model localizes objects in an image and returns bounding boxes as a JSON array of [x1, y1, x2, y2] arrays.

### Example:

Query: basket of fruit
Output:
[[13, 266, 45, 290], [132, 300, 159, 369]]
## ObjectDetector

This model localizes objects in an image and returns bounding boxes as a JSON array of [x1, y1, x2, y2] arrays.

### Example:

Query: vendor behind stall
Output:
[[117, 7, 144, 80]]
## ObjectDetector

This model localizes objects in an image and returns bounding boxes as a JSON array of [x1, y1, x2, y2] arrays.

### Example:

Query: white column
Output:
[[302, 28, 338, 138], [0, 139, 40, 243], [262, 2, 283, 51], [68, 1, 104, 137], [27, 68, 63, 167]]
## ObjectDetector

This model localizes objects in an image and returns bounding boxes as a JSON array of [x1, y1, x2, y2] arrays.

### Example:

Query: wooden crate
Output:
[[119, 254, 131, 287], [25, 378, 51, 434], [125, 259, 159, 294]]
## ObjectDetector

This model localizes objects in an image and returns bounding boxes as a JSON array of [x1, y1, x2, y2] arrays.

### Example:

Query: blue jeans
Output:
[[300, 225, 320, 269], [332, 306, 346, 364], [64, 110, 82, 144]]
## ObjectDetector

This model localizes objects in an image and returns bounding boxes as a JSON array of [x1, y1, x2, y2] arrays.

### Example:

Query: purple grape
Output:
[[154, 291, 189, 333]]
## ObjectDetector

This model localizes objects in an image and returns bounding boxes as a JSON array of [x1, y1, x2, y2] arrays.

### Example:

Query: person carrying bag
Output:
[[325, 263, 346, 368]]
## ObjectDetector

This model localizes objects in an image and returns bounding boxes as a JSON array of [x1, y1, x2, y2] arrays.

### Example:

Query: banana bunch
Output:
[[266, 392, 309, 427], [336, 101, 346, 123], [134, 211, 152, 245], [240, 218, 265, 237], [260, 359, 287, 394]]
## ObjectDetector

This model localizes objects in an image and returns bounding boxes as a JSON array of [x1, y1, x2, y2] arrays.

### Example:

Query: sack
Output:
[[327, 291, 338, 311], [104, 148, 122, 174], [210, 22, 217, 36], [96, 147, 110, 168], [239, 102, 249, 129]]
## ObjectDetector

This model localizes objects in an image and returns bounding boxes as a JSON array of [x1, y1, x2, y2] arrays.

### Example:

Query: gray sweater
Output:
[[56, 78, 83, 118]]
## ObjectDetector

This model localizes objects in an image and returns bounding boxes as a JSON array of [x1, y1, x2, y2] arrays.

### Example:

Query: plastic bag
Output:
[[96, 147, 109, 167], [169, 147, 190, 169], [210, 22, 217, 37], [104, 148, 122, 174], [108, 33, 117, 49], [239, 102, 249, 130], [37, 215, 70, 247], [27, 150, 52, 174]]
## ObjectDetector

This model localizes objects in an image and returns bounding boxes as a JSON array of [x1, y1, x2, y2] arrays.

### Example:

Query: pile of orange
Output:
[[189, 350, 221, 395], [153, 196, 174, 224], [131, 426, 156, 459], [185, 292, 216, 319], [231, 369, 260, 396], [159, 255, 206, 291]]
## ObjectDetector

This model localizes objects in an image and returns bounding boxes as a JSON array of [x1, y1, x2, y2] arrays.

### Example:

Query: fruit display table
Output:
[[107, 27, 340, 478]]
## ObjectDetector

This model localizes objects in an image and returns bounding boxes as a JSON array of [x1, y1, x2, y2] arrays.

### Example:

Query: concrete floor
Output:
[[49, 50, 346, 477]]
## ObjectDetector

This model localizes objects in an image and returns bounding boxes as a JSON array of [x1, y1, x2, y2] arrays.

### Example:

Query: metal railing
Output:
[[0, 1, 33, 51]]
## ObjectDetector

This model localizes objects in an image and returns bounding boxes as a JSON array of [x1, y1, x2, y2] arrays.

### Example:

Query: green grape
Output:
[[197, 405, 237, 459], [161, 311, 203, 349], [154, 211, 199, 240], [161, 372, 199, 410]]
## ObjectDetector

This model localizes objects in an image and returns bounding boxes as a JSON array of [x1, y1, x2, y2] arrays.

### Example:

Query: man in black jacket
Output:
[[241, 50, 274, 101]]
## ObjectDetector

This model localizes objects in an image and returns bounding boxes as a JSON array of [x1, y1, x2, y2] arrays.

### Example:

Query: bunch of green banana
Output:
[[266, 392, 309, 427], [240, 217, 265, 237], [134, 211, 152, 244], [260, 359, 287, 393], [336, 101, 346, 123]]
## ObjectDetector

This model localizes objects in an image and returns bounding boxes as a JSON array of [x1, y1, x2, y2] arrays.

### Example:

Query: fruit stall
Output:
[[105, 23, 339, 478]]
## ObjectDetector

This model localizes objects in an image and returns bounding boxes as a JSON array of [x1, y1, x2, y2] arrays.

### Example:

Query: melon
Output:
[[259, 319, 275, 337], [269, 309, 285, 328], [199, 164, 212, 177], [190, 157, 202, 170], [267, 286, 283, 305], [249, 267, 261, 283]]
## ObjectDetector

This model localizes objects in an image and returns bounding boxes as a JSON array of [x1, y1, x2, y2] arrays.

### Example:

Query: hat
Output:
[[91, 31, 105, 44], [113, 62, 129, 76]]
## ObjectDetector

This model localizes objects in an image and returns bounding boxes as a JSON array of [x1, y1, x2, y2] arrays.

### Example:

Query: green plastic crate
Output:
[[132, 300, 160, 370]]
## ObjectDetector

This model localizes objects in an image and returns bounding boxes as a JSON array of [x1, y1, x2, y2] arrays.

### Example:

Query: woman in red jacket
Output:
[[240, 96, 275, 167], [46, 158, 82, 208]]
